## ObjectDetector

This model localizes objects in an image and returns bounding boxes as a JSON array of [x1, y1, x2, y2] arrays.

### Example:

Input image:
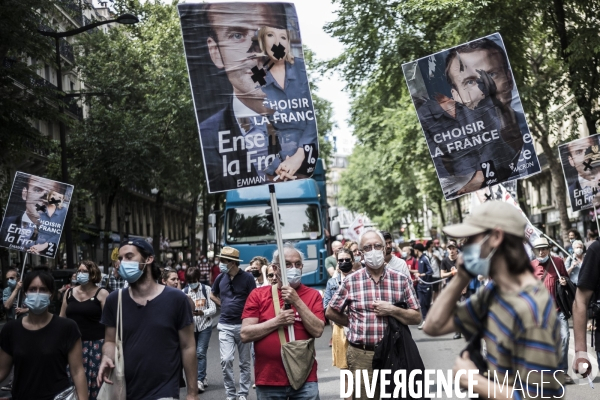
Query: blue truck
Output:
[[208, 159, 339, 287]]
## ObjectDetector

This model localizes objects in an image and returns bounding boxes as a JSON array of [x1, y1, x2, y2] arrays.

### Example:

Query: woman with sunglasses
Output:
[[266, 265, 278, 286], [0, 268, 88, 399]]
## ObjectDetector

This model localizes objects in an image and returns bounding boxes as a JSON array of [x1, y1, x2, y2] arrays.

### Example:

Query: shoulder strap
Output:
[[201, 283, 207, 299], [184, 286, 189, 294], [67, 287, 73, 299], [271, 285, 287, 346], [94, 287, 103, 297]]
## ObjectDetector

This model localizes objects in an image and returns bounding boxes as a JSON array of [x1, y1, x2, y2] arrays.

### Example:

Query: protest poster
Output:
[[558, 134, 600, 212], [402, 33, 541, 200], [471, 182, 540, 245], [0, 172, 74, 258], [345, 216, 365, 242], [178, 2, 319, 193]]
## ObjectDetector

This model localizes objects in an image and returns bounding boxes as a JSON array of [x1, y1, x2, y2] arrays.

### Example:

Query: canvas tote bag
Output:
[[98, 289, 127, 400], [271, 285, 315, 390]]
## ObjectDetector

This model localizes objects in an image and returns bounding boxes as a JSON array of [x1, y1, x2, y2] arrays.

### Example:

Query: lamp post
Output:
[[38, 13, 139, 269]]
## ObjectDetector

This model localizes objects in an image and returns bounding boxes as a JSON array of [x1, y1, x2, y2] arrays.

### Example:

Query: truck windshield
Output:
[[226, 204, 322, 243]]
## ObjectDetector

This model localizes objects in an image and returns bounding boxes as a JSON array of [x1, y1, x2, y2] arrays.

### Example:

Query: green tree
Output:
[[304, 46, 335, 162], [328, 0, 600, 240], [0, 0, 62, 196], [71, 0, 204, 264]]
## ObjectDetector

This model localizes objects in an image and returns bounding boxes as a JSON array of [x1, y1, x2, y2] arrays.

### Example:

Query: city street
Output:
[[180, 321, 600, 399]]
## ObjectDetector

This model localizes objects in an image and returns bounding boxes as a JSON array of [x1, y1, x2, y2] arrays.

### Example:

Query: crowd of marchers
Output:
[[1, 201, 600, 399]]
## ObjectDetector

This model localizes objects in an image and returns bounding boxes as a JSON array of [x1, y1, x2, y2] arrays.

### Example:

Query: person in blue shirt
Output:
[[257, 25, 318, 180], [413, 243, 433, 329]]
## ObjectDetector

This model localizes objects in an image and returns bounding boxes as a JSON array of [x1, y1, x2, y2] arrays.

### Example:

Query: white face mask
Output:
[[574, 248, 584, 256], [286, 267, 302, 288], [364, 249, 385, 268]]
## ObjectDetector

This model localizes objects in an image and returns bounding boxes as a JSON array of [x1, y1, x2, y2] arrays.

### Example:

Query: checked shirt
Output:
[[328, 266, 419, 347]]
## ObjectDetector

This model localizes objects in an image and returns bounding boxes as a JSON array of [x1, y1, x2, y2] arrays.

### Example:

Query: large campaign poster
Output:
[[558, 134, 600, 212], [403, 33, 541, 200], [178, 2, 319, 193], [0, 172, 73, 258]]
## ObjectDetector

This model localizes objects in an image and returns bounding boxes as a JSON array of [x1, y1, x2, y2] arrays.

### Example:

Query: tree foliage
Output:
[[328, 0, 600, 238]]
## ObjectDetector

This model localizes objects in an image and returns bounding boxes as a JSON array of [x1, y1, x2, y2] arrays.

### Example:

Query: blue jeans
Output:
[[217, 323, 252, 398], [417, 285, 432, 320], [256, 381, 320, 400], [194, 327, 212, 381], [557, 312, 570, 372]]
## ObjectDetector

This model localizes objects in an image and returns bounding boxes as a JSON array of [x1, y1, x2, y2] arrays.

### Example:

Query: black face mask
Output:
[[338, 261, 353, 273], [251, 270, 261, 278]]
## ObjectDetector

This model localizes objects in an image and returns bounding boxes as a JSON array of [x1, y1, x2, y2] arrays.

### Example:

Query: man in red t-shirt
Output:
[[241, 244, 325, 399]]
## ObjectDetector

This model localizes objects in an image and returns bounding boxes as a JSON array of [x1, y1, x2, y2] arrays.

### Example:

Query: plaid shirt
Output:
[[198, 262, 211, 282], [108, 275, 127, 292], [328, 266, 419, 346]]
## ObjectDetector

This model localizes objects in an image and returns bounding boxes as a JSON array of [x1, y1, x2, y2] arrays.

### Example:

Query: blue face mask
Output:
[[189, 282, 199, 290], [537, 255, 549, 264], [119, 261, 147, 283], [76, 272, 89, 285], [219, 263, 229, 274], [7, 278, 16, 289], [462, 235, 496, 278], [24, 293, 51, 315], [286, 267, 302, 288]]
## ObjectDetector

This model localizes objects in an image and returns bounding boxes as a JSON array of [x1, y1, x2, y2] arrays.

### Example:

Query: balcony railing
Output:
[[66, 101, 83, 120], [57, 0, 83, 27], [59, 39, 75, 64]]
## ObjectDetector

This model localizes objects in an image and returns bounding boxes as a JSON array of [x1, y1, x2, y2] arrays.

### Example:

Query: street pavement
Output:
[[180, 322, 600, 399]]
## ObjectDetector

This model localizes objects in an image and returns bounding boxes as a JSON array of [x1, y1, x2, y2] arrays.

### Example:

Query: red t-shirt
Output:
[[177, 269, 186, 283], [241, 284, 325, 386], [210, 265, 221, 284]]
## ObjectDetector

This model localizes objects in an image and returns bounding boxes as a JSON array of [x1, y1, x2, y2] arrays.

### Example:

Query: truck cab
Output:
[[209, 159, 339, 287]]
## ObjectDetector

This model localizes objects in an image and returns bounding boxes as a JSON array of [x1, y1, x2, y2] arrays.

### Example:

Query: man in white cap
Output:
[[531, 237, 573, 384], [210, 247, 256, 400], [424, 201, 564, 398]]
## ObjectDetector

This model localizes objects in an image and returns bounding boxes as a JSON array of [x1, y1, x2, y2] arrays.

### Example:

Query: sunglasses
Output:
[[228, 281, 236, 294], [337, 258, 352, 263]]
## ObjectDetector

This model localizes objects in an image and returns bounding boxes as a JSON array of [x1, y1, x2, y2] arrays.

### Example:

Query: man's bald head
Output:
[[331, 241, 343, 253]]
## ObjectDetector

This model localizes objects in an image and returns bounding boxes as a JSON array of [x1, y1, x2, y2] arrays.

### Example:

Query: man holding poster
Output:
[[559, 134, 600, 211], [0, 172, 73, 258], [403, 34, 540, 199], [178, 2, 319, 193]]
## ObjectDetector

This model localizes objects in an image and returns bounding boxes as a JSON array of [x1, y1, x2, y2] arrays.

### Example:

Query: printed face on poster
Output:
[[178, 1, 319, 193], [0, 172, 74, 258], [558, 134, 600, 212], [402, 33, 541, 200]]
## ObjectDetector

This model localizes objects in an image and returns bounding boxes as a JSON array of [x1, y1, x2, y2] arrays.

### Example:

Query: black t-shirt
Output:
[[212, 269, 256, 325], [441, 256, 457, 282], [66, 287, 106, 340], [0, 315, 81, 400], [577, 239, 600, 346], [100, 286, 193, 400]]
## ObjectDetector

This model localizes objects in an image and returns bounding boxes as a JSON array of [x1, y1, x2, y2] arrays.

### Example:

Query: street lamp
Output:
[[38, 13, 139, 269]]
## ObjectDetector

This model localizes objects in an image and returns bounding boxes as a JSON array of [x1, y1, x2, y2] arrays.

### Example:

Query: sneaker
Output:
[[252, 384, 256, 389], [203, 378, 208, 388], [417, 321, 425, 330], [453, 333, 462, 339], [238, 397, 248, 400], [0, 382, 12, 392], [197, 380, 205, 393], [564, 373, 575, 385]]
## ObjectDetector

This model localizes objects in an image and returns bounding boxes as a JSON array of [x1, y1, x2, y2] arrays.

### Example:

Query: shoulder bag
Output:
[[271, 285, 315, 390], [97, 289, 127, 400]]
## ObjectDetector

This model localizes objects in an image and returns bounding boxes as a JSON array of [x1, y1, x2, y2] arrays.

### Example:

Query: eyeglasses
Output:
[[362, 243, 384, 252], [285, 262, 302, 269], [338, 258, 352, 263], [228, 281, 236, 294], [267, 273, 275, 278]]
